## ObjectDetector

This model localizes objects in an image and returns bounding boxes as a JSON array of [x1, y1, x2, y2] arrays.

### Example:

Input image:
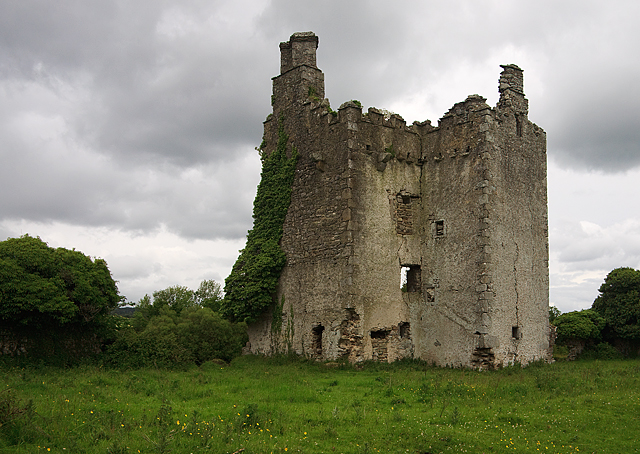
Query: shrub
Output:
[[554, 309, 605, 344], [105, 307, 247, 368], [579, 342, 623, 360]]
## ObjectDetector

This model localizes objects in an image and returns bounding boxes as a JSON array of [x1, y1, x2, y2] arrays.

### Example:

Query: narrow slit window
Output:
[[516, 115, 523, 137], [435, 220, 445, 237]]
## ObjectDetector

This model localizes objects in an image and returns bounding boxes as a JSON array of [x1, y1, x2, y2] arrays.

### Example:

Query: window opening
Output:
[[425, 287, 435, 302], [371, 329, 390, 361], [370, 329, 389, 339], [399, 322, 410, 339], [401, 265, 421, 292], [512, 326, 521, 340], [435, 220, 445, 237], [312, 325, 325, 356], [395, 194, 414, 235]]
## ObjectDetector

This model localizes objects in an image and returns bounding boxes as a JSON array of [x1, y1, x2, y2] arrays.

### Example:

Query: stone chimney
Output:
[[498, 64, 528, 115], [279, 32, 319, 74]]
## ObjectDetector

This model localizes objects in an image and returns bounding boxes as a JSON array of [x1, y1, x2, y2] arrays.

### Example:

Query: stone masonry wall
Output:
[[246, 32, 549, 368]]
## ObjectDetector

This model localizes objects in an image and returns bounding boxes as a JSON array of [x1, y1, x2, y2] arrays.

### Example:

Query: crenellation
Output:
[[244, 32, 549, 367]]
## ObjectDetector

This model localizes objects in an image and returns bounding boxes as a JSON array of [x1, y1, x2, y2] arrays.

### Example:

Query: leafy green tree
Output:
[[0, 235, 121, 327], [592, 267, 640, 340], [0, 235, 122, 360], [549, 306, 561, 323], [151, 285, 195, 316], [194, 279, 224, 312], [132, 280, 226, 331], [131, 294, 152, 331], [553, 309, 605, 344], [222, 119, 298, 323]]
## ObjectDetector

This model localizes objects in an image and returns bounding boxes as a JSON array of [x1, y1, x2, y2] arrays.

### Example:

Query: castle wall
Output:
[[416, 103, 490, 367], [487, 100, 549, 365], [245, 32, 549, 368]]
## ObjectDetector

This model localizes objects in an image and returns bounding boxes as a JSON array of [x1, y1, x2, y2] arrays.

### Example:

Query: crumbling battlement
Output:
[[247, 32, 549, 368]]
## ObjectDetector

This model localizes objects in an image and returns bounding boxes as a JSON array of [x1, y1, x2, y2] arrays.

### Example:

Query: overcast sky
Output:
[[1, 0, 639, 313]]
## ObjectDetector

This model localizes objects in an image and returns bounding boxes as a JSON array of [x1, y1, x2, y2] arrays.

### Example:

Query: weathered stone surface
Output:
[[246, 32, 550, 368]]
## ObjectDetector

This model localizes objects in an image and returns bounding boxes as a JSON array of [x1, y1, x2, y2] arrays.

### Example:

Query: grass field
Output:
[[1, 356, 639, 453]]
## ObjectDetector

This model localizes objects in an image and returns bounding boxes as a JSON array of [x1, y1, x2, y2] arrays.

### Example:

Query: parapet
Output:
[[279, 32, 319, 74]]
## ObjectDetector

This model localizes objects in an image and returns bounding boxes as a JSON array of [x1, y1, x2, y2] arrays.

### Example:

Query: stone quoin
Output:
[[245, 32, 549, 368]]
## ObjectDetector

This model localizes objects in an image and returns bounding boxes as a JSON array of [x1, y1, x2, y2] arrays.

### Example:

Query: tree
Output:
[[194, 279, 223, 312], [592, 267, 640, 340], [549, 306, 561, 323], [131, 287, 195, 331], [151, 285, 195, 316], [553, 309, 605, 344], [132, 280, 225, 331], [0, 235, 122, 360], [0, 235, 121, 328]]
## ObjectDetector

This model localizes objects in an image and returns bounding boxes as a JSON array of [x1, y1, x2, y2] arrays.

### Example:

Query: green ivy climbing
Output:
[[222, 119, 299, 323]]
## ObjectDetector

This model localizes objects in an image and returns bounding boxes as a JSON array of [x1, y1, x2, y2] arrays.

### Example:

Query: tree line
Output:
[[2, 235, 638, 366], [0, 235, 246, 367]]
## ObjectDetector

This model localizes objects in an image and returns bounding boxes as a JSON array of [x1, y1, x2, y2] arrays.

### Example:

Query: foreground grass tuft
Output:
[[1, 357, 638, 453]]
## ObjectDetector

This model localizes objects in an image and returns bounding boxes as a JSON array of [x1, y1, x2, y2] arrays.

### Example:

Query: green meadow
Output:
[[1, 357, 638, 454]]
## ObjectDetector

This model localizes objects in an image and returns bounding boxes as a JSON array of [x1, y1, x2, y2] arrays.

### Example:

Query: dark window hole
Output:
[[370, 329, 389, 339]]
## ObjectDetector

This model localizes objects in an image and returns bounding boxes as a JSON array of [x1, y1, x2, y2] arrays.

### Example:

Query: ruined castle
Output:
[[247, 32, 549, 368]]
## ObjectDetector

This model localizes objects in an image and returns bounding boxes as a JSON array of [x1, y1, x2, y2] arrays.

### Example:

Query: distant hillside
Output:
[[112, 306, 137, 318]]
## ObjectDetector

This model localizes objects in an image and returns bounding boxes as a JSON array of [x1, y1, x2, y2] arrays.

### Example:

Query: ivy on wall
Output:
[[222, 119, 298, 323]]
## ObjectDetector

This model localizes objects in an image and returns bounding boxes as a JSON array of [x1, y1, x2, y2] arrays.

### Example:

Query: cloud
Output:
[[2, 0, 640, 310], [0, 1, 270, 240], [0, 74, 262, 239]]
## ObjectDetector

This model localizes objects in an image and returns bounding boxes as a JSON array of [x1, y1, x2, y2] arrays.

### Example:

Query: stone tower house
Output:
[[248, 32, 549, 368]]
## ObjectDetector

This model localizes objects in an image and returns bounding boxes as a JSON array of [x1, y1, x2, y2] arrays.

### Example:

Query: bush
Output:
[[105, 307, 247, 368], [579, 342, 623, 360], [553, 309, 605, 344]]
